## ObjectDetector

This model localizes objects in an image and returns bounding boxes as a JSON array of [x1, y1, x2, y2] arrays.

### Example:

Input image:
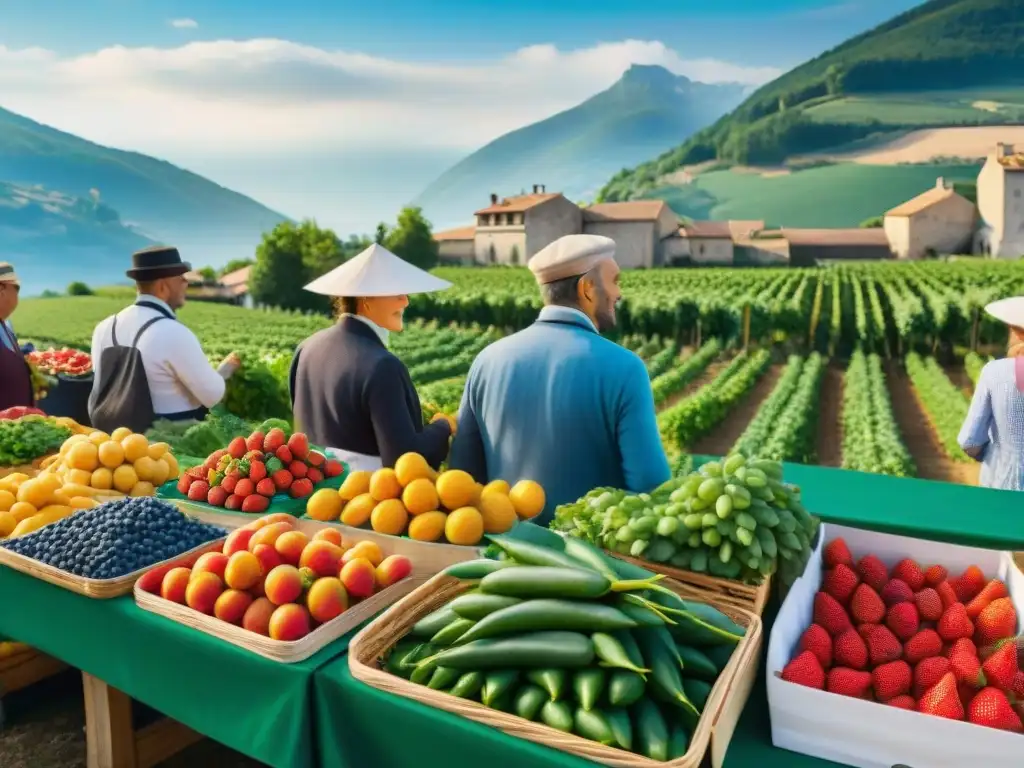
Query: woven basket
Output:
[[349, 572, 763, 768]]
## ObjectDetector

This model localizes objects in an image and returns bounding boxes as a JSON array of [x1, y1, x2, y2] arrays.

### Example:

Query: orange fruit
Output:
[[445, 507, 484, 546], [306, 488, 345, 521], [509, 480, 545, 520], [370, 499, 409, 536], [408, 511, 447, 542], [340, 493, 376, 527], [435, 470, 476, 510], [402, 478, 439, 515], [478, 492, 518, 534], [369, 468, 402, 501], [394, 453, 435, 487]]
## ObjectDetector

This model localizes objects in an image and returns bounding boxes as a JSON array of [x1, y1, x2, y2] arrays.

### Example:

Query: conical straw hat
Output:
[[303, 243, 452, 297], [985, 296, 1024, 328]]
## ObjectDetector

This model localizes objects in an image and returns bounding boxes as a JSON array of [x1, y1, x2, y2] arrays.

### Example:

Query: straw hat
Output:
[[528, 234, 616, 285], [0, 262, 19, 286], [304, 244, 451, 297], [984, 296, 1024, 329]]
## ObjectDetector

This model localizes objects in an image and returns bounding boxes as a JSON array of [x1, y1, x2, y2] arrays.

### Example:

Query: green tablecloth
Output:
[[0, 565, 349, 768]]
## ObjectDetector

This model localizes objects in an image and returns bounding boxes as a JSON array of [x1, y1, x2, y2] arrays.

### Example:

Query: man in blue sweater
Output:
[[449, 234, 670, 526]]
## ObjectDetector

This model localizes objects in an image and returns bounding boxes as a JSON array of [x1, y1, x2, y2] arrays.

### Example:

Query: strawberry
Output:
[[887, 602, 920, 641], [187, 480, 210, 501], [256, 478, 277, 498], [781, 650, 825, 689], [823, 564, 860, 604], [979, 635, 1022, 661], [246, 431, 265, 452], [289, 460, 309, 480], [176, 474, 195, 494], [287, 432, 310, 460], [917, 672, 964, 720], [234, 478, 255, 498], [1012, 670, 1024, 698], [813, 592, 853, 636], [856, 623, 875, 640], [856, 554, 888, 592], [952, 565, 986, 603], [937, 603, 974, 642], [263, 428, 287, 452], [242, 494, 270, 513], [982, 642, 1019, 691], [850, 584, 886, 624], [968, 687, 1024, 732], [904, 629, 943, 665], [914, 656, 951, 698], [887, 559, 922, 591], [307, 467, 324, 484], [227, 436, 247, 460], [880, 578, 914, 607], [221, 474, 239, 494], [966, 579, 1009, 619], [244, 449, 263, 463], [826, 667, 872, 698], [935, 580, 958, 610], [249, 460, 267, 483], [976, 598, 1018, 646], [307, 450, 326, 467], [864, 624, 903, 666], [289, 478, 314, 498], [823, 538, 854, 569], [958, 680, 979, 709], [949, 638, 977, 658], [206, 486, 229, 507], [224, 494, 243, 511], [272, 469, 294, 492], [833, 628, 868, 670], [276, 445, 294, 464], [323, 459, 344, 478], [950, 648, 986, 688], [887, 694, 916, 710], [924, 564, 948, 587], [872, 660, 912, 702], [914, 588, 944, 622], [798, 624, 833, 669]]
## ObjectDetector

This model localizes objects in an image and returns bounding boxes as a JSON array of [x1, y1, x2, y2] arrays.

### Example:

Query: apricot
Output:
[[340, 557, 376, 599], [306, 577, 349, 623], [192, 552, 229, 582], [312, 527, 344, 547], [375, 554, 413, 589], [298, 540, 345, 578], [261, 513, 297, 527], [264, 564, 303, 605], [185, 571, 224, 615], [242, 597, 275, 636], [224, 551, 263, 591], [160, 567, 191, 604], [274, 530, 310, 565], [248, 521, 293, 551], [214, 589, 254, 625], [252, 543, 283, 576], [269, 603, 312, 641], [342, 540, 384, 567], [222, 527, 255, 556]]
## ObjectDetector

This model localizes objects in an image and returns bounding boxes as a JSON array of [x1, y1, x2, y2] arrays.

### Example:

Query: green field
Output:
[[651, 161, 981, 227], [804, 87, 1024, 126]]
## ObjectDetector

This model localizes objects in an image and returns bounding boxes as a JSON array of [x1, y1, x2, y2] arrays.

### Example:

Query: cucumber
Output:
[[427, 666, 461, 690], [612, 629, 646, 668], [443, 558, 519, 581], [431, 618, 476, 646], [561, 536, 622, 581], [384, 640, 420, 677], [424, 632, 595, 669], [410, 655, 439, 685], [634, 629, 700, 725], [703, 643, 735, 672], [613, 596, 668, 628], [486, 535, 594, 570], [513, 684, 548, 721], [526, 668, 566, 700], [479, 567, 611, 599], [572, 668, 606, 711], [448, 593, 522, 621], [449, 670, 484, 699], [574, 708, 616, 745], [482, 670, 520, 707], [633, 698, 669, 761], [668, 723, 690, 759], [607, 670, 646, 707], [410, 606, 458, 638], [540, 700, 574, 732], [457, 599, 637, 645], [683, 677, 713, 711], [603, 708, 633, 750], [674, 644, 719, 681], [593, 632, 650, 675]]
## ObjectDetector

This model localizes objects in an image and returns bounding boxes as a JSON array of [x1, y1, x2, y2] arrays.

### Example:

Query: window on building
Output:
[[510, 245, 520, 265], [515, 213, 523, 225], [489, 243, 497, 264], [699, 244, 705, 255]]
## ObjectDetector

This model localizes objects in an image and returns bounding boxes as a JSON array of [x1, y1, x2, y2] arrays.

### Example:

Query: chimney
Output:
[[490, 193, 498, 205], [532, 184, 539, 194]]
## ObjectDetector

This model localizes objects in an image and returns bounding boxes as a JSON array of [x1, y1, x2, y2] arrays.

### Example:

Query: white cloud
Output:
[[169, 18, 198, 29], [0, 38, 780, 158]]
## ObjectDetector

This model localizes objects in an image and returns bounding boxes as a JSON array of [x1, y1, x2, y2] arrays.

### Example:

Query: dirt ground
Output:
[[815, 365, 844, 467], [690, 365, 783, 456]]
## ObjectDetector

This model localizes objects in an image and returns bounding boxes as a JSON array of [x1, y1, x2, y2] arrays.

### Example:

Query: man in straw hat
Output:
[[289, 243, 454, 471], [88, 245, 241, 433], [958, 296, 1024, 490], [449, 234, 670, 525], [0, 261, 34, 410]]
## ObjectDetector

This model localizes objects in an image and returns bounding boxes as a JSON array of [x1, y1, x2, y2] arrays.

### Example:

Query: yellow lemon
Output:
[[482, 479, 511, 497], [478, 492, 518, 534], [444, 507, 484, 546], [66, 441, 99, 472], [0, 490, 15, 512], [509, 480, 546, 520], [435, 470, 477, 510], [110, 427, 132, 442], [370, 499, 409, 536], [133, 456, 158, 483], [306, 488, 344, 521], [129, 481, 155, 497], [402, 478, 440, 515], [340, 493, 376, 527], [408, 511, 447, 542], [112, 465, 139, 494], [394, 453, 435, 487], [90, 468, 114, 491], [97, 441, 125, 469], [368, 468, 402, 501]]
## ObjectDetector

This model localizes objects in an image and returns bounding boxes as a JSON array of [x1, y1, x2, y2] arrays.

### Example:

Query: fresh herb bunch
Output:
[[224, 360, 291, 422], [0, 416, 72, 466]]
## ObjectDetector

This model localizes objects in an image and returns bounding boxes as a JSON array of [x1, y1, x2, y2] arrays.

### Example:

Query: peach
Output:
[[192, 551, 229, 581], [340, 557, 376, 600], [222, 527, 255, 556], [299, 540, 345, 578], [312, 527, 344, 547], [262, 513, 297, 527], [248, 521, 294, 551], [269, 603, 312, 641], [342, 540, 384, 567], [252, 543, 283, 575], [214, 589, 254, 625], [160, 567, 191, 604], [224, 551, 263, 591], [375, 554, 413, 589], [185, 571, 224, 615], [242, 596, 275, 635], [306, 577, 348, 623], [275, 530, 310, 565], [264, 564, 303, 605], [242, 517, 269, 532]]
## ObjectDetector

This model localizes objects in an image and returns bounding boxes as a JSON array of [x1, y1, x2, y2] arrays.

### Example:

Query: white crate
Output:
[[767, 522, 1024, 768]]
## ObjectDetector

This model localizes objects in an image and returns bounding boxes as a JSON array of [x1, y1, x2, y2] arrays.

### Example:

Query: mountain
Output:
[[600, 0, 1024, 202], [415, 65, 747, 227], [0, 106, 289, 278]]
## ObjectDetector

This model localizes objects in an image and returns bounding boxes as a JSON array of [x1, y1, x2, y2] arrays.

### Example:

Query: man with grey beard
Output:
[[449, 234, 670, 526]]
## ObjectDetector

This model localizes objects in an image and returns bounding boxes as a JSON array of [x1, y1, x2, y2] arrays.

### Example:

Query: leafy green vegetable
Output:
[[0, 416, 71, 466]]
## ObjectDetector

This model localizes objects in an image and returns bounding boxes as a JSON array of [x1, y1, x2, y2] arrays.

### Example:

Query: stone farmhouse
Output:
[[184, 265, 255, 308]]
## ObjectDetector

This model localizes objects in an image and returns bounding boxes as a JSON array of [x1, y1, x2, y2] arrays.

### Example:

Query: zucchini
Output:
[[633, 698, 669, 761], [683, 677, 712, 711], [479, 567, 611, 599], [675, 644, 719, 681], [604, 708, 633, 751], [442, 558, 519, 581], [448, 593, 522, 621], [410, 606, 459, 638], [540, 700, 574, 732], [482, 670, 520, 707], [427, 666, 460, 690], [487, 535, 592, 570], [572, 668, 606, 711], [423, 631, 595, 669], [457, 599, 636, 645], [668, 723, 690, 759], [607, 670, 645, 707], [449, 671, 484, 699], [574, 708, 616, 746], [431, 617, 476, 646], [593, 632, 650, 675], [526, 668, 566, 700], [514, 684, 548, 721]]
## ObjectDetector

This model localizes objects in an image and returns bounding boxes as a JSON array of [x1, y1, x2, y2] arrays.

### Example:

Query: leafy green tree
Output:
[[374, 223, 389, 245], [250, 220, 344, 313], [860, 216, 884, 228], [67, 282, 93, 296], [385, 206, 438, 270], [219, 258, 253, 276], [198, 266, 218, 282]]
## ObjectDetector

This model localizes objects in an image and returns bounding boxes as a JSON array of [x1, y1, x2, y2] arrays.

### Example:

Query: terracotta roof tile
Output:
[[434, 225, 476, 241], [998, 154, 1024, 172], [219, 266, 251, 287], [885, 186, 967, 217], [474, 193, 560, 215], [775, 228, 891, 247], [681, 220, 733, 238], [582, 200, 667, 222]]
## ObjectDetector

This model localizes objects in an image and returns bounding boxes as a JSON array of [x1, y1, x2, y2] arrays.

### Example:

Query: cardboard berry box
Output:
[[766, 522, 1023, 768]]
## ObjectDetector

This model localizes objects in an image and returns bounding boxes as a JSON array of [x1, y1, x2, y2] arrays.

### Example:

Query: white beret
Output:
[[528, 234, 616, 285], [0, 262, 18, 286], [985, 296, 1024, 329]]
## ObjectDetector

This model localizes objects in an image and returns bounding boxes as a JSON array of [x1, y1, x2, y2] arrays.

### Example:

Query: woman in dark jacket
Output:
[[0, 263, 34, 411], [289, 244, 454, 471]]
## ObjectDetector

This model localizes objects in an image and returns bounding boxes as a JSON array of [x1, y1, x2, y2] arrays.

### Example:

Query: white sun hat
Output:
[[303, 243, 452, 297], [984, 296, 1024, 328]]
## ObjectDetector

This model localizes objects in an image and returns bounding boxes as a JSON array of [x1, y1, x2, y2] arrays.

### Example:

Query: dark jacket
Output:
[[289, 316, 451, 468]]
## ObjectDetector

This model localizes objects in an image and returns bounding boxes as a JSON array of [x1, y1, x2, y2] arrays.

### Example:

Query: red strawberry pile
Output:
[[781, 537, 1024, 733], [176, 428, 344, 513], [26, 347, 92, 378]]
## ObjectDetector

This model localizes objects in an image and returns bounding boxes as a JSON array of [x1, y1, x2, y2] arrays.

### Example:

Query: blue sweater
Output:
[[449, 306, 671, 526]]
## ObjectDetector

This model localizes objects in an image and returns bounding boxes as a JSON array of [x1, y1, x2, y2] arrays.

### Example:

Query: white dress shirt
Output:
[[90, 295, 228, 415], [340, 313, 390, 346]]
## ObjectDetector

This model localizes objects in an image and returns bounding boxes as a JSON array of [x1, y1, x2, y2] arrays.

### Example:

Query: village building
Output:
[[884, 178, 975, 259], [580, 201, 680, 268], [975, 143, 1024, 259], [183, 265, 254, 307]]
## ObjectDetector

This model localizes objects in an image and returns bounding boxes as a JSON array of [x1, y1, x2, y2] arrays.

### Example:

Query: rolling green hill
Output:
[[599, 0, 1024, 202], [416, 65, 746, 227]]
